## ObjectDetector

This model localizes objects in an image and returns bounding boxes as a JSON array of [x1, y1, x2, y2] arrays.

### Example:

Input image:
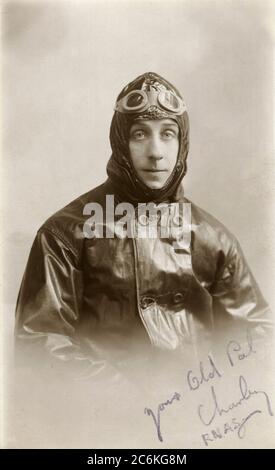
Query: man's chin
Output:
[[141, 176, 169, 190], [144, 181, 166, 190]]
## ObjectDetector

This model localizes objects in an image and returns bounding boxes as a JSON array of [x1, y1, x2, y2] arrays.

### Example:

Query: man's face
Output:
[[128, 118, 179, 189]]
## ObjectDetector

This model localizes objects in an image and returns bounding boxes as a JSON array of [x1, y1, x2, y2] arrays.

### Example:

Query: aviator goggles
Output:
[[114, 88, 186, 116]]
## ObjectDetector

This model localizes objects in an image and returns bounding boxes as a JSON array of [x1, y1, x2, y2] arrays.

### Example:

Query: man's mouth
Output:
[[142, 169, 167, 173]]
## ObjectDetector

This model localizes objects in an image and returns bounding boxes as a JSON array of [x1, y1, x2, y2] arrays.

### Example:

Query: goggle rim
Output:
[[116, 90, 148, 113], [158, 90, 184, 114], [114, 89, 186, 115]]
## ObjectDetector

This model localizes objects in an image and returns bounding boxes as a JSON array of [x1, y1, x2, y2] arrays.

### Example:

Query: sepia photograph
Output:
[[1, 0, 275, 450]]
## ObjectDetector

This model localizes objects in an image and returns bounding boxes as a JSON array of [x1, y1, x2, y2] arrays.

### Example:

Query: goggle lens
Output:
[[158, 91, 182, 113], [126, 92, 144, 108]]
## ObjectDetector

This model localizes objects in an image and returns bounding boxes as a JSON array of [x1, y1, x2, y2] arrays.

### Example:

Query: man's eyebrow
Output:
[[130, 121, 179, 129], [159, 122, 179, 131], [160, 122, 178, 128], [130, 123, 148, 128], [130, 122, 152, 128]]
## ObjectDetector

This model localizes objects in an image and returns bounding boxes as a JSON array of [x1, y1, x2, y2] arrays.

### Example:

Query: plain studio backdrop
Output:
[[1, 0, 275, 448]]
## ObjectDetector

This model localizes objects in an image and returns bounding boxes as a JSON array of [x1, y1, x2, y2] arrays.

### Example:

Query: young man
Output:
[[15, 72, 272, 380]]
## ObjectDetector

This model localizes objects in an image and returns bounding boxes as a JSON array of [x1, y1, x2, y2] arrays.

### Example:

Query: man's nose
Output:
[[147, 135, 164, 160]]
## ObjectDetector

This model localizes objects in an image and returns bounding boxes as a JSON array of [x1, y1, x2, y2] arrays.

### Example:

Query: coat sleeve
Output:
[[211, 237, 273, 340], [15, 228, 115, 380]]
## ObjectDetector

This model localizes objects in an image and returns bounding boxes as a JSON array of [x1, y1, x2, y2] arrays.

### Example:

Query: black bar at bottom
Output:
[[0, 449, 273, 467]]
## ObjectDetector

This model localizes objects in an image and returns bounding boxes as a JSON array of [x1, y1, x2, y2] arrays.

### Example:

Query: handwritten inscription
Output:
[[201, 410, 262, 446], [198, 374, 273, 427], [144, 392, 181, 442], [187, 355, 222, 391], [143, 329, 273, 446], [226, 329, 256, 367]]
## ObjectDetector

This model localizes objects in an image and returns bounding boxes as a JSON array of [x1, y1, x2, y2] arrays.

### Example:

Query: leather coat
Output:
[[15, 179, 272, 376], [15, 73, 272, 378]]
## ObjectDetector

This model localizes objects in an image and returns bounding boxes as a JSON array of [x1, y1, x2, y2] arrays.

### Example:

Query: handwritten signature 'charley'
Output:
[[198, 374, 273, 445]]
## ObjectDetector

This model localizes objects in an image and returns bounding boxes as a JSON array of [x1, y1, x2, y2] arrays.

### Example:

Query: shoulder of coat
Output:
[[37, 179, 111, 253], [185, 197, 238, 254]]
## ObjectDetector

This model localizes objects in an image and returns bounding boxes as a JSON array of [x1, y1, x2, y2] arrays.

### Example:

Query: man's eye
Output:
[[162, 130, 176, 139], [132, 130, 146, 140]]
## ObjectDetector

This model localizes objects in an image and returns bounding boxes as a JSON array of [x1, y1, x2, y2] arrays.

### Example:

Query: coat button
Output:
[[140, 296, 154, 309], [173, 292, 184, 304]]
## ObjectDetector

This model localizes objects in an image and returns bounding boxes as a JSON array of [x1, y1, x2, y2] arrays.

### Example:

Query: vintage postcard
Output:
[[1, 0, 274, 450]]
